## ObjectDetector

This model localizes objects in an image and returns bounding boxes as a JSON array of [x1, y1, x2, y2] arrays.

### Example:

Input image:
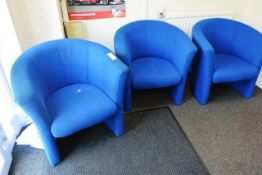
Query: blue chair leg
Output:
[[124, 80, 132, 112], [170, 80, 186, 105], [230, 78, 257, 99], [191, 69, 212, 105], [192, 82, 212, 105], [105, 111, 124, 137], [191, 54, 213, 105], [39, 131, 60, 166]]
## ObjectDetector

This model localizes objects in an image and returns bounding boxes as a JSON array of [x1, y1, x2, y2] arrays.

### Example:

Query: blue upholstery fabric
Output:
[[114, 20, 197, 110], [132, 57, 181, 89], [191, 18, 262, 104], [47, 84, 118, 138], [11, 39, 128, 166], [213, 54, 259, 83]]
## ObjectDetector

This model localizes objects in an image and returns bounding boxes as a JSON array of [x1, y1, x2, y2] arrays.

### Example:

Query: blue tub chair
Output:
[[114, 20, 197, 111], [191, 18, 262, 105], [11, 39, 128, 166]]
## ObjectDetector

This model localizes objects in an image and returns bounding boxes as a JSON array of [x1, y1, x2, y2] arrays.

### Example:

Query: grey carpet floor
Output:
[[132, 85, 262, 175], [9, 83, 262, 175], [9, 107, 209, 175]]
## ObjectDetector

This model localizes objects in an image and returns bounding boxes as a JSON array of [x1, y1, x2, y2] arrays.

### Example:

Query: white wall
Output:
[[82, 0, 147, 50], [4, 0, 262, 88], [147, 0, 247, 19], [6, 0, 64, 51], [238, 0, 262, 88], [239, 0, 262, 28], [82, 0, 249, 50], [0, 0, 21, 78], [0, 1, 27, 174], [83, 0, 262, 88], [5, 0, 249, 52]]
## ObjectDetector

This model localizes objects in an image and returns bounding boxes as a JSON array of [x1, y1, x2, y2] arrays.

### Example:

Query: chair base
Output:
[[42, 110, 124, 167], [124, 84, 186, 111], [38, 130, 60, 167], [192, 78, 258, 105], [170, 84, 185, 106], [105, 111, 124, 137], [229, 78, 257, 99]]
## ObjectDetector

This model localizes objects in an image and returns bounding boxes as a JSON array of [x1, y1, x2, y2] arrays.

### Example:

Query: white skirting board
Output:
[[257, 70, 262, 89], [0, 138, 13, 175], [0, 113, 31, 175], [0, 148, 12, 175]]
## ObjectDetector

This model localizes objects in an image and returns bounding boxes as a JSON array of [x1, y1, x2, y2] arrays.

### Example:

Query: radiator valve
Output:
[[159, 7, 165, 19]]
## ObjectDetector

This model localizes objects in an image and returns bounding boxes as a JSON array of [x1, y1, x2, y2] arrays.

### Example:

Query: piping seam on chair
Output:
[[230, 23, 240, 54], [121, 30, 132, 67], [125, 32, 133, 67], [29, 56, 57, 125], [161, 24, 171, 58], [86, 43, 91, 83], [146, 21, 149, 57], [56, 44, 69, 83], [29, 56, 51, 94]]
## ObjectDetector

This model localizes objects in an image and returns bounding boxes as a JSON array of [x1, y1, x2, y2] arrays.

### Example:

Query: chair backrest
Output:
[[196, 18, 262, 67], [11, 39, 97, 95], [117, 20, 189, 60]]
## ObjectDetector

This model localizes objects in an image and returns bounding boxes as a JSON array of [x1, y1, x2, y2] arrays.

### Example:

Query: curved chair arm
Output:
[[192, 25, 215, 72], [165, 31, 197, 105], [192, 23, 216, 78], [11, 57, 52, 125], [168, 34, 197, 77], [11, 59, 60, 166], [191, 24, 216, 104], [232, 26, 262, 68], [14, 96, 60, 166], [88, 44, 129, 109], [114, 28, 133, 67], [14, 96, 51, 127]]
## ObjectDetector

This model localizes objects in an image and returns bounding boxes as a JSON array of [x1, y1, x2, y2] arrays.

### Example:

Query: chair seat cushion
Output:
[[213, 54, 259, 83], [132, 57, 182, 89], [46, 84, 118, 138]]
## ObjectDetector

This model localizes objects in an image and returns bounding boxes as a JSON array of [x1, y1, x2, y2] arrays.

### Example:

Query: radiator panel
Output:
[[163, 11, 233, 36]]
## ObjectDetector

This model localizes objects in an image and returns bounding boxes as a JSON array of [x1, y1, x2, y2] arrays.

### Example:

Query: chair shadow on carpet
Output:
[[207, 84, 262, 104], [56, 112, 149, 162]]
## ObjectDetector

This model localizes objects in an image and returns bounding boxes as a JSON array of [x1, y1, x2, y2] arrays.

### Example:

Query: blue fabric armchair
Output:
[[191, 18, 262, 105], [114, 20, 197, 111], [11, 39, 128, 166]]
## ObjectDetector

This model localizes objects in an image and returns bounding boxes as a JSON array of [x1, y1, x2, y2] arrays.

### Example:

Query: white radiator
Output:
[[163, 11, 233, 36]]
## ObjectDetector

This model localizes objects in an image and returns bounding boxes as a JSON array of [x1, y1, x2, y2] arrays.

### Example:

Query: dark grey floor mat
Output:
[[9, 107, 209, 175]]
